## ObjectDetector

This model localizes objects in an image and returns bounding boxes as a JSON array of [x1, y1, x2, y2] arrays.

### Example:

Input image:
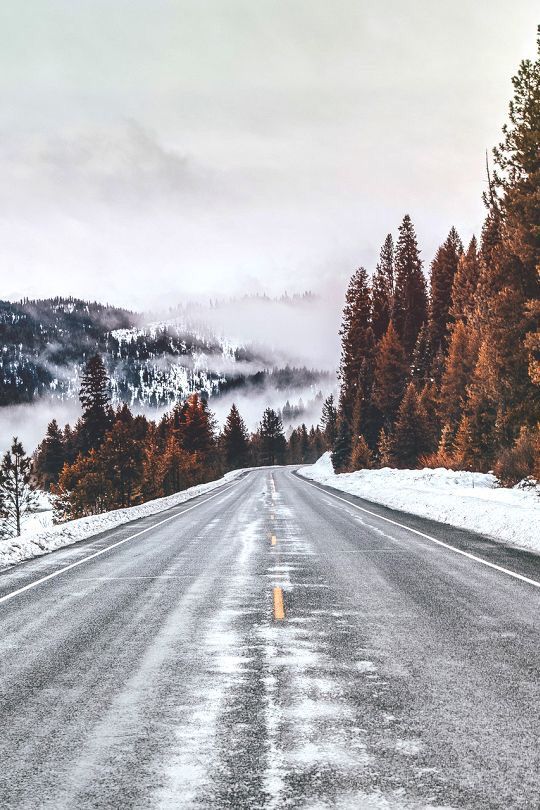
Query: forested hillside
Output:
[[0, 296, 329, 409], [332, 31, 540, 485]]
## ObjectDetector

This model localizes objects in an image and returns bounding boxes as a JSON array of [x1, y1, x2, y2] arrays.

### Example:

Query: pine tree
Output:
[[160, 435, 201, 494], [411, 323, 432, 388], [53, 450, 108, 520], [371, 234, 394, 340], [180, 394, 216, 460], [222, 404, 250, 470], [320, 394, 338, 448], [310, 425, 325, 460], [350, 435, 373, 470], [258, 408, 286, 465], [79, 354, 111, 452], [35, 419, 66, 490], [421, 423, 456, 469], [438, 320, 479, 435], [299, 423, 311, 463], [338, 267, 372, 424], [355, 331, 380, 448], [453, 341, 498, 471], [525, 276, 540, 385], [377, 427, 393, 467], [372, 321, 409, 429], [428, 227, 463, 356], [391, 383, 431, 468], [491, 25, 540, 300], [139, 426, 165, 501], [450, 236, 480, 325], [331, 417, 352, 473], [393, 215, 428, 356], [418, 381, 440, 454], [98, 420, 143, 508], [0, 438, 38, 537], [287, 428, 301, 464]]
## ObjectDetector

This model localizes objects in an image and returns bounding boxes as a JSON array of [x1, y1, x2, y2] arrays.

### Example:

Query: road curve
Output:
[[1, 467, 539, 809]]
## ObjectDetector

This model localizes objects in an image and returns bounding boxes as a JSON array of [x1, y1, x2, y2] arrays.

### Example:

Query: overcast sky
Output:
[[1, 1, 538, 310]]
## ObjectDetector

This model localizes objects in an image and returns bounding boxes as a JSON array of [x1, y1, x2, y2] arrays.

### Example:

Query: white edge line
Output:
[[295, 472, 540, 591], [0, 480, 242, 606]]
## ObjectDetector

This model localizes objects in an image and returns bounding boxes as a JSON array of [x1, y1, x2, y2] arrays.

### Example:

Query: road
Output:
[[1, 468, 540, 809]]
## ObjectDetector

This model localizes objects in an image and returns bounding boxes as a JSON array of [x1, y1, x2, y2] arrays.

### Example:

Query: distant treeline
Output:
[[32, 355, 332, 522]]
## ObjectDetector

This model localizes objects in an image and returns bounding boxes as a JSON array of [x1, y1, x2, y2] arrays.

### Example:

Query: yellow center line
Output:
[[273, 586, 285, 620], [271, 535, 277, 546]]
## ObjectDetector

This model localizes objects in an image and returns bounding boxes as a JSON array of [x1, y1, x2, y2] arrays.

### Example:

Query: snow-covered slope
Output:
[[299, 453, 540, 553], [0, 469, 246, 571], [2, 297, 331, 417]]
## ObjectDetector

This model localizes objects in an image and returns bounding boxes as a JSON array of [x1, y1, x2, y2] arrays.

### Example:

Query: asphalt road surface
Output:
[[1, 468, 540, 809]]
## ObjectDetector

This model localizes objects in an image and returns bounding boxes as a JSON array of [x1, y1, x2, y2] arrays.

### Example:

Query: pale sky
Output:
[[0, 1, 538, 309]]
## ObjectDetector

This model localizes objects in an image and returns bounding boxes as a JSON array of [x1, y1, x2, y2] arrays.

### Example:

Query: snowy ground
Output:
[[299, 453, 540, 554], [0, 470, 246, 571]]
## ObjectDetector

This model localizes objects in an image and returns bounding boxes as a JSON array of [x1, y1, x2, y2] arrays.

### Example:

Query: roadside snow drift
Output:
[[300, 453, 540, 553], [0, 470, 245, 571]]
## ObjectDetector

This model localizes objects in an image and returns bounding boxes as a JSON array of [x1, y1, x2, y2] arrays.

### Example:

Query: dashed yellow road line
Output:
[[273, 586, 285, 620], [271, 535, 277, 546]]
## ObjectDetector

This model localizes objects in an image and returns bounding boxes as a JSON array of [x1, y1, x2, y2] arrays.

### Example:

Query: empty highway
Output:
[[1, 468, 540, 809]]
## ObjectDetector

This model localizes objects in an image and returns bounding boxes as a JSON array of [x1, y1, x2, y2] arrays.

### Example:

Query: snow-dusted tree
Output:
[[0, 438, 38, 537]]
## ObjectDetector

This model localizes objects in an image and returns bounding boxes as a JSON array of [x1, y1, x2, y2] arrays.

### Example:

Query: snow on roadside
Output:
[[0, 470, 246, 571], [299, 453, 540, 553]]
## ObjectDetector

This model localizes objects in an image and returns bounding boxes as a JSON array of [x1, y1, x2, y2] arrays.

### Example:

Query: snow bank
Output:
[[0, 470, 246, 571], [299, 453, 540, 553]]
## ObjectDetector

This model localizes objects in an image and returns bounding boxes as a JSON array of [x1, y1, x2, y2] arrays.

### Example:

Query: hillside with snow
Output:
[[0, 296, 334, 425]]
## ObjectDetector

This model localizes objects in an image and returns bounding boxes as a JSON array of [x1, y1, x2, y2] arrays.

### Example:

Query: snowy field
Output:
[[0, 470, 246, 571], [299, 453, 540, 554]]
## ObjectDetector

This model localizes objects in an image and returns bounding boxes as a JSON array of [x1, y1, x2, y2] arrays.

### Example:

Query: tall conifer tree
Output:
[[371, 234, 394, 340], [450, 236, 480, 325], [0, 438, 38, 537], [391, 383, 431, 468], [79, 354, 111, 452], [372, 321, 409, 429], [338, 267, 372, 424], [222, 404, 250, 470], [428, 227, 463, 356], [258, 408, 286, 466], [393, 215, 428, 356]]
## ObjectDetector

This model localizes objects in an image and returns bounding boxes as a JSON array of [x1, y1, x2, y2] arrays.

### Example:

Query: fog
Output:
[[158, 292, 344, 372], [0, 400, 82, 457], [1, 3, 538, 310]]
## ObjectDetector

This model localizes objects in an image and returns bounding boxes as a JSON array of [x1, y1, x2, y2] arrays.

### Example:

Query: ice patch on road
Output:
[[395, 738, 424, 756], [302, 791, 456, 809], [356, 660, 377, 673]]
